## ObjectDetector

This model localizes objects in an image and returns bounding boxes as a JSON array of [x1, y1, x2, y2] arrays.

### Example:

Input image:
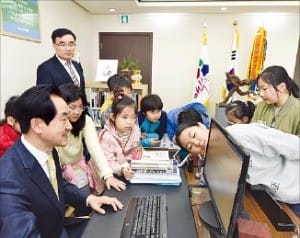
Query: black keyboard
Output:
[[250, 189, 295, 231], [120, 194, 168, 238]]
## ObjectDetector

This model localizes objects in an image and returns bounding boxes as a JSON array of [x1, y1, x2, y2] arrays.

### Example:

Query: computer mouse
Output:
[[100, 204, 118, 214]]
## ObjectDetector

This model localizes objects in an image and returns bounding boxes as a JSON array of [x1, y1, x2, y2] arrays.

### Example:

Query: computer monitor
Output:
[[199, 118, 250, 238]]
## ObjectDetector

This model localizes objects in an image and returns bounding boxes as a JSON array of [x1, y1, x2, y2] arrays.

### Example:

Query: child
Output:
[[166, 102, 210, 142], [177, 108, 205, 183], [177, 108, 204, 125], [251, 65, 300, 135], [99, 88, 141, 180], [138, 94, 167, 147], [56, 83, 126, 197], [0, 96, 21, 157], [225, 100, 255, 125], [100, 74, 133, 127], [175, 120, 300, 217]]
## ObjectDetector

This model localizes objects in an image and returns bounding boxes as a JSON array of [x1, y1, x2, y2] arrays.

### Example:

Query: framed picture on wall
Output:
[[0, 0, 41, 42], [96, 59, 119, 82]]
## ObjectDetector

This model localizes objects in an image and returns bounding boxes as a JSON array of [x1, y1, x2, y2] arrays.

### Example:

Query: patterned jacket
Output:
[[99, 121, 141, 176]]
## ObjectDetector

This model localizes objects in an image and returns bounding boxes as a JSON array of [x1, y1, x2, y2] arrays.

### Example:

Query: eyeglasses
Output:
[[69, 105, 86, 112], [55, 42, 76, 48]]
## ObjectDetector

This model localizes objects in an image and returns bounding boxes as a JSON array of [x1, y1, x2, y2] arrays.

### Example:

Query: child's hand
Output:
[[132, 147, 143, 160], [151, 139, 160, 147], [141, 133, 147, 139], [122, 167, 135, 180], [105, 176, 126, 191]]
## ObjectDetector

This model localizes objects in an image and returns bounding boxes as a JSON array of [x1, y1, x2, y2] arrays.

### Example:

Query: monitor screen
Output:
[[203, 119, 250, 237]]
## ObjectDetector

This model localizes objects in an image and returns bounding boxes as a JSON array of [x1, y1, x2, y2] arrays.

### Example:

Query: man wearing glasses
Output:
[[36, 28, 86, 99]]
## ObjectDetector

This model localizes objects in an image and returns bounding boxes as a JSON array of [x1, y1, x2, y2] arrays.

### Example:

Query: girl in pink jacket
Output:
[[99, 89, 142, 180]]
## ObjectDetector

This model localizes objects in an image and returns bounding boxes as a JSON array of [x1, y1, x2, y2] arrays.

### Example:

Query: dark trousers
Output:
[[74, 185, 92, 217], [65, 218, 89, 238]]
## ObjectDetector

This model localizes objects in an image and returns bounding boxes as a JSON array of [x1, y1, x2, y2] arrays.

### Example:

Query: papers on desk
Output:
[[140, 150, 170, 160], [130, 151, 182, 186]]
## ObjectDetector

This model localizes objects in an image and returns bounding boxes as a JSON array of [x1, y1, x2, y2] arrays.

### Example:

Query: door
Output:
[[99, 32, 153, 93]]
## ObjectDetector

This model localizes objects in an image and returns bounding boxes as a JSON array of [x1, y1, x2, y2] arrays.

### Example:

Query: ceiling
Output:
[[73, 0, 299, 15]]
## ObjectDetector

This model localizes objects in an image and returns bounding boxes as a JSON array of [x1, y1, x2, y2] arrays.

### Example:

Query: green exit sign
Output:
[[121, 15, 128, 24]]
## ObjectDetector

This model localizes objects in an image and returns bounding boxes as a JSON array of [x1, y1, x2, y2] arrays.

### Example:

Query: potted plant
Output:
[[119, 55, 133, 79], [120, 55, 133, 71], [130, 60, 142, 84], [119, 56, 142, 84], [131, 60, 141, 74]]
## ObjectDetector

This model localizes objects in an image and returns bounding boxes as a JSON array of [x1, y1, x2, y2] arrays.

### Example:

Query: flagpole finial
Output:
[[233, 20, 238, 26]]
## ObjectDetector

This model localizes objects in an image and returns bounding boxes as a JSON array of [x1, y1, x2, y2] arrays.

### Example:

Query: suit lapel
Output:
[[52, 56, 73, 84], [73, 61, 83, 78], [30, 162, 64, 213], [72, 60, 85, 89], [52, 56, 85, 90], [52, 149, 65, 201], [16, 141, 64, 215]]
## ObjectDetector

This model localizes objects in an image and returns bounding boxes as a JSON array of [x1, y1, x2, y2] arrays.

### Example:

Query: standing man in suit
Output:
[[37, 28, 86, 99], [0, 85, 124, 238]]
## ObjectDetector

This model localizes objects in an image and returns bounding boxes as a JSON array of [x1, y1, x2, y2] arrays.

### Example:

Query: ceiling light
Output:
[[108, 8, 116, 12], [221, 7, 227, 11]]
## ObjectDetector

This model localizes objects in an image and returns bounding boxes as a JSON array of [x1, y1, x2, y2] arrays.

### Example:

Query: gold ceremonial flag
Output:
[[247, 27, 267, 80]]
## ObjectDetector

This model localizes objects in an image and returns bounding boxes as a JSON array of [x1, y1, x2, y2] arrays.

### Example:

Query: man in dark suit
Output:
[[0, 85, 123, 238], [37, 28, 86, 99]]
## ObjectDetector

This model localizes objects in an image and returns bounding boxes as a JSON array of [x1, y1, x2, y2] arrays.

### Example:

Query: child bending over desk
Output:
[[175, 121, 300, 217]]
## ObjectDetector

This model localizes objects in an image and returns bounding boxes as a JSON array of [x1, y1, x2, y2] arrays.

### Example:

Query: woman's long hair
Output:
[[58, 83, 88, 136], [258, 65, 299, 98]]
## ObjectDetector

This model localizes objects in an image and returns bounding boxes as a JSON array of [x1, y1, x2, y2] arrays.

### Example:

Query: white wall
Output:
[[91, 13, 299, 116], [0, 1, 92, 117], [1, 1, 299, 118]]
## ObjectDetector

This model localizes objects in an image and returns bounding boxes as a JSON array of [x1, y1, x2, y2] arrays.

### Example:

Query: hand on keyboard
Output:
[[87, 194, 124, 215]]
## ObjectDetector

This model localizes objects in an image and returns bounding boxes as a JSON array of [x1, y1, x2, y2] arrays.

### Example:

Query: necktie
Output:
[[66, 61, 80, 86], [47, 155, 59, 199]]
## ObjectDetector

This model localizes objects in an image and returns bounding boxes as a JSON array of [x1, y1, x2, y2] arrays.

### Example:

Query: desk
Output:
[[244, 190, 300, 238], [82, 169, 197, 238], [185, 169, 300, 238]]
